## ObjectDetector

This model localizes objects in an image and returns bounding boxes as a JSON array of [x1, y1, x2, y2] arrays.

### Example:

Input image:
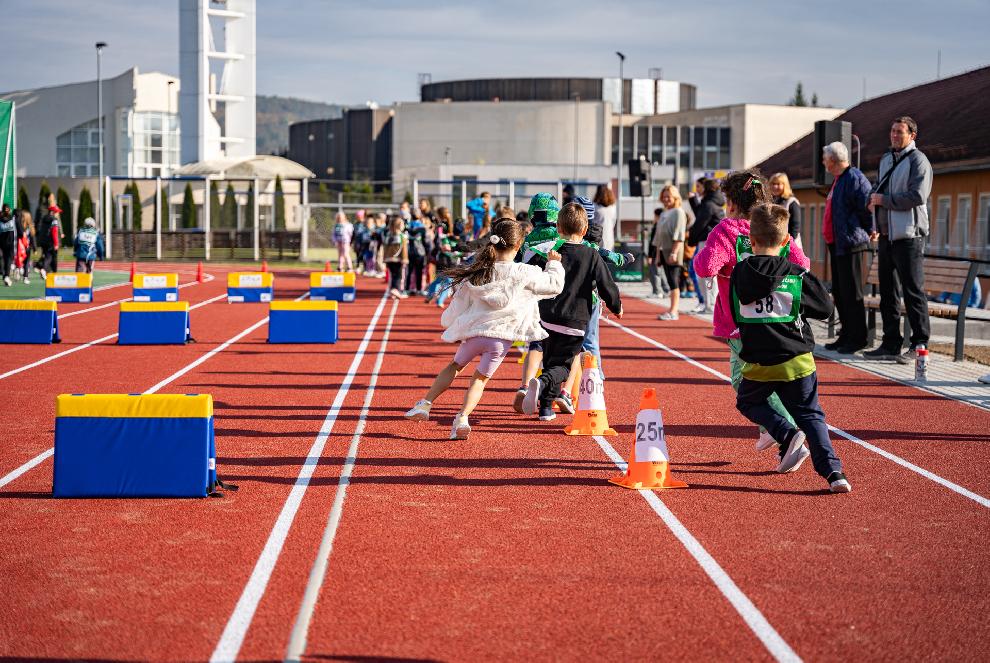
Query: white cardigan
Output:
[[440, 260, 564, 343]]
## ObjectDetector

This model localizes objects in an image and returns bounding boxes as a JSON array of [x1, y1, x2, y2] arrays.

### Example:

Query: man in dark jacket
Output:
[[731, 203, 851, 493], [820, 141, 873, 354], [36, 205, 63, 278]]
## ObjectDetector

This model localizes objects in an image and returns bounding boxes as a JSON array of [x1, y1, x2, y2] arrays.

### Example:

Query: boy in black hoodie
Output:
[[522, 203, 622, 421], [731, 204, 851, 493]]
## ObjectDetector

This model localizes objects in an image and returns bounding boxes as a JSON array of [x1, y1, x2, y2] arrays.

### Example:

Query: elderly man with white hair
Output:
[[821, 141, 874, 354]]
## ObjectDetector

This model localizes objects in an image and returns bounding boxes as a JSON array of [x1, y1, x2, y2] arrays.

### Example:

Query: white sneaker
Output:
[[23, 277, 30, 285], [554, 390, 575, 414], [658, 311, 680, 321], [404, 399, 432, 421], [827, 471, 852, 493], [756, 431, 778, 452], [450, 413, 471, 440], [512, 387, 526, 414], [3, 276, 10, 286], [39, 269, 46, 280], [777, 432, 810, 473], [522, 377, 542, 415], [690, 304, 707, 314]]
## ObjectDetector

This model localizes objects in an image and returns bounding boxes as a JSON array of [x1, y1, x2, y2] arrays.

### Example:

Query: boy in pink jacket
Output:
[[694, 170, 812, 471]]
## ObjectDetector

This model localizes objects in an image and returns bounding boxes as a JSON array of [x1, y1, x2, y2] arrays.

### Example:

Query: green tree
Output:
[[245, 183, 255, 228], [35, 180, 52, 221], [811, 92, 819, 107], [210, 180, 221, 228], [128, 181, 143, 230], [77, 186, 94, 230], [159, 183, 169, 231], [274, 175, 286, 229], [221, 183, 237, 228], [181, 182, 198, 229], [316, 181, 329, 203], [17, 185, 30, 213], [402, 190, 414, 205], [789, 82, 807, 107], [56, 187, 73, 240]]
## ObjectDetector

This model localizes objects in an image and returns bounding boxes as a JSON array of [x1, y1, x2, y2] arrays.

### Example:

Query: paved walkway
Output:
[[618, 280, 990, 412]]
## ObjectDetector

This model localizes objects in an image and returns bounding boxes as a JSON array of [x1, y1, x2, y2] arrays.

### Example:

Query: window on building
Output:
[[953, 195, 971, 254], [126, 110, 180, 178], [977, 194, 990, 254], [704, 127, 718, 170], [718, 128, 731, 170], [649, 126, 663, 165], [692, 127, 703, 171], [55, 119, 102, 177], [622, 126, 634, 165], [935, 196, 952, 249], [664, 127, 677, 165], [635, 126, 649, 161], [611, 126, 619, 166], [678, 126, 690, 168]]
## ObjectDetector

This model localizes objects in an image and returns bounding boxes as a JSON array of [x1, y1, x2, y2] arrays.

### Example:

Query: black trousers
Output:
[[0, 236, 14, 277], [538, 328, 585, 408], [877, 235, 930, 350], [40, 247, 58, 273], [828, 244, 867, 347], [75, 258, 94, 273], [405, 257, 425, 292], [386, 262, 404, 291]]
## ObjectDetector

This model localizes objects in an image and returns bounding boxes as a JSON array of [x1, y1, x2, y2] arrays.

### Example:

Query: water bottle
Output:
[[914, 346, 929, 382]]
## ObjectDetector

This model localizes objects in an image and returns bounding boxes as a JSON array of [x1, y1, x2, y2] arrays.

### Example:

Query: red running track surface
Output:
[[0, 267, 987, 662]]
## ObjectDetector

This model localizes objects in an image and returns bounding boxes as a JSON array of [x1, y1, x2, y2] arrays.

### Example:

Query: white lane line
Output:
[[0, 292, 228, 382], [284, 299, 398, 663], [58, 272, 215, 320], [593, 435, 801, 663], [0, 291, 255, 489], [603, 317, 990, 509], [210, 293, 390, 663]]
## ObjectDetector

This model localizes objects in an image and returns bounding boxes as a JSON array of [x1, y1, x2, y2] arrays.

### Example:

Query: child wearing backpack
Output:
[[405, 219, 564, 439], [405, 215, 429, 294], [382, 216, 408, 299], [694, 169, 810, 468], [731, 204, 851, 491]]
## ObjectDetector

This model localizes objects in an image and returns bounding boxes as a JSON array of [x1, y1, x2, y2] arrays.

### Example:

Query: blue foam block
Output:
[[45, 287, 93, 303], [268, 309, 338, 343], [0, 310, 60, 344], [227, 286, 273, 303], [133, 287, 179, 302], [310, 286, 356, 302], [53, 417, 214, 498], [118, 310, 190, 345]]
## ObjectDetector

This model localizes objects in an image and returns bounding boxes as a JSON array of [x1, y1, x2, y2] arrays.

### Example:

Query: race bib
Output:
[[634, 408, 669, 463], [320, 274, 345, 287], [577, 367, 606, 412], [239, 274, 263, 287], [53, 274, 78, 287], [733, 274, 803, 324]]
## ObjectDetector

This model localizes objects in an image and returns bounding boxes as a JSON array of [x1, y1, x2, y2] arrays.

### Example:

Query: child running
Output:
[[731, 204, 851, 492], [405, 219, 564, 439], [694, 169, 810, 469], [522, 203, 622, 420]]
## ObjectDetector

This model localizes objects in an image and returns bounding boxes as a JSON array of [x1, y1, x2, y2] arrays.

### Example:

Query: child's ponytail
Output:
[[444, 219, 524, 288], [720, 168, 772, 217]]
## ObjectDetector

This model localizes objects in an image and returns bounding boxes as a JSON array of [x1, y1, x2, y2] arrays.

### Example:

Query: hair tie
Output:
[[743, 178, 760, 191], [490, 235, 500, 245]]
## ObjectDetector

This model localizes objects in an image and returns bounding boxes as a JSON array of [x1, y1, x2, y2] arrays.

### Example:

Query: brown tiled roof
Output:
[[757, 65, 990, 183]]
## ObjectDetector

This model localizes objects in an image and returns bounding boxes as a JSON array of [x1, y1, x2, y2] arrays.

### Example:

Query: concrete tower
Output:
[[179, 0, 256, 164]]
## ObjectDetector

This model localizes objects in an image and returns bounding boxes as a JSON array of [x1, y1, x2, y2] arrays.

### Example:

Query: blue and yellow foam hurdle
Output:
[[310, 271, 356, 302], [0, 300, 61, 344], [45, 272, 94, 303], [227, 271, 274, 303], [133, 273, 179, 302], [268, 300, 338, 343], [53, 394, 217, 498], [118, 301, 191, 345]]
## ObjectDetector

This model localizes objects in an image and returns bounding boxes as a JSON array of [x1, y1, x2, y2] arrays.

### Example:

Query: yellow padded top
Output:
[[56, 393, 213, 418]]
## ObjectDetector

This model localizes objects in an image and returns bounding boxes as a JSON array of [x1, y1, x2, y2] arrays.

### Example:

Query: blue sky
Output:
[[4, 0, 989, 109]]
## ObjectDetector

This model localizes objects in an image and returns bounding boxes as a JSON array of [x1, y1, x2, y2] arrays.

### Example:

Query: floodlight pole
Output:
[[616, 51, 625, 227]]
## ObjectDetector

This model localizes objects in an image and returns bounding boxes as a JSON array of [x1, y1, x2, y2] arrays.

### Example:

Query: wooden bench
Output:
[[863, 256, 990, 361]]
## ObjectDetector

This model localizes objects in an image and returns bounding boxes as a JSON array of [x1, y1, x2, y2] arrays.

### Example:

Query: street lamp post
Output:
[[96, 41, 107, 239], [615, 51, 625, 227], [167, 79, 175, 176]]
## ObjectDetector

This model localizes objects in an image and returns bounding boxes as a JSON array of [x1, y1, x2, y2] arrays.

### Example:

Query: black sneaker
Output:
[[862, 346, 899, 360], [827, 471, 852, 493], [538, 404, 557, 421], [836, 342, 866, 355], [824, 340, 844, 351]]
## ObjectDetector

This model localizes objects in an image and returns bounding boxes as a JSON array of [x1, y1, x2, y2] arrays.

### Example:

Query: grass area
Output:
[[1, 268, 131, 300]]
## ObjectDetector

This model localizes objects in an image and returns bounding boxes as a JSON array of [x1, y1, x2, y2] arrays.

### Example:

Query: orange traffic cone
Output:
[[325, 260, 332, 272], [196, 261, 205, 283], [609, 388, 687, 490], [261, 260, 268, 273], [129, 262, 136, 283], [564, 353, 617, 436]]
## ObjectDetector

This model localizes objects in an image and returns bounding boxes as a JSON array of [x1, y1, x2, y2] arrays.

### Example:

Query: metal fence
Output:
[[412, 179, 604, 220], [110, 230, 302, 261]]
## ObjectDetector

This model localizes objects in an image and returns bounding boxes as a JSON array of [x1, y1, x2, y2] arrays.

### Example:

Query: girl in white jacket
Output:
[[405, 218, 564, 439]]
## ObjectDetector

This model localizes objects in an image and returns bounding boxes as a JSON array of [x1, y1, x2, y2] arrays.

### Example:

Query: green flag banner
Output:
[[0, 99, 14, 209]]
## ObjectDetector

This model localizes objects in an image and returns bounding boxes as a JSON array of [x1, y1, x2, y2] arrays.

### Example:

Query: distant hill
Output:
[[255, 95, 343, 156]]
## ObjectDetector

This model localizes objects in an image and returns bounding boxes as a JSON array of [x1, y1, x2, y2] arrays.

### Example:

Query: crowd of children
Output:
[[333, 180, 852, 495], [0, 202, 106, 285]]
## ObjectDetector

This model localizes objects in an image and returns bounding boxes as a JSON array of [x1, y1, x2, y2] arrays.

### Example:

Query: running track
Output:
[[0, 264, 987, 662]]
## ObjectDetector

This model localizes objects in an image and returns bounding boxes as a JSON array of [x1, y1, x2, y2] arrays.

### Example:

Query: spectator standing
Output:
[[466, 191, 492, 240], [769, 172, 803, 248], [820, 142, 874, 354], [382, 216, 408, 299], [863, 116, 933, 362], [405, 215, 429, 294], [436, 206, 453, 236], [687, 177, 725, 314], [14, 210, 35, 284], [0, 205, 16, 285], [332, 212, 355, 272], [36, 204, 62, 278], [73, 217, 105, 273], [592, 184, 617, 251], [653, 186, 688, 320], [645, 206, 669, 298]]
